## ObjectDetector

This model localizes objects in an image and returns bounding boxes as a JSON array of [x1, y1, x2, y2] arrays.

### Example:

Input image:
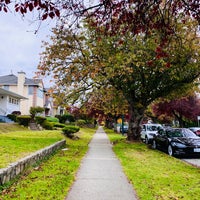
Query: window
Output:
[[28, 86, 34, 95], [37, 88, 44, 98], [3, 85, 9, 90], [8, 97, 19, 105]]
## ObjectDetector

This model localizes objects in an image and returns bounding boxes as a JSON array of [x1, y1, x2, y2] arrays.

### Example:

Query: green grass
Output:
[[105, 128, 200, 200], [0, 123, 29, 133], [0, 128, 64, 168], [2, 125, 200, 200], [0, 127, 96, 200]]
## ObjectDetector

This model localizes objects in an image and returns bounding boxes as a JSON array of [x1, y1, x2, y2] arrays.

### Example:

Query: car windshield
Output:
[[168, 128, 198, 138], [190, 127, 200, 131], [182, 128, 198, 138]]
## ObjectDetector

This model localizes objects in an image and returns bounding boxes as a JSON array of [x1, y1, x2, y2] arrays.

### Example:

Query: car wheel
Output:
[[152, 140, 157, 149], [145, 136, 149, 144], [168, 145, 174, 156]]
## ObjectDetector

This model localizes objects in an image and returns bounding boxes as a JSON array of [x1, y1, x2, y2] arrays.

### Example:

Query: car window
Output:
[[167, 130, 183, 137], [166, 130, 172, 137], [158, 129, 165, 135], [182, 128, 198, 138]]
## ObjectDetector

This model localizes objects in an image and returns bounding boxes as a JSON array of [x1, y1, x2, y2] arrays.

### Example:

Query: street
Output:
[[182, 158, 200, 168]]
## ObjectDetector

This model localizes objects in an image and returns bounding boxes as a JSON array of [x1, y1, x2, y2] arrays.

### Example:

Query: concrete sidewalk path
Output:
[[65, 126, 138, 200]]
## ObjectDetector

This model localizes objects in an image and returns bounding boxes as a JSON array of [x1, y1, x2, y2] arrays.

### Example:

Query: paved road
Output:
[[182, 158, 200, 167], [65, 126, 138, 200]]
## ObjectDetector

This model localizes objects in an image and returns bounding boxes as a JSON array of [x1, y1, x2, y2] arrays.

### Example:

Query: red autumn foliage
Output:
[[152, 95, 200, 126], [0, 1, 199, 31]]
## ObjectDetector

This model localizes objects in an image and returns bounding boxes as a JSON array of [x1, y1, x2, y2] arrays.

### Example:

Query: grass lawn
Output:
[[0, 123, 28, 133], [0, 124, 64, 168], [1, 125, 200, 200], [105, 128, 200, 200], [0, 127, 96, 200]]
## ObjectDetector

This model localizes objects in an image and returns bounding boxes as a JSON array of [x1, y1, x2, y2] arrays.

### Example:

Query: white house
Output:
[[0, 87, 27, 115], [0, 71, 45, 115]]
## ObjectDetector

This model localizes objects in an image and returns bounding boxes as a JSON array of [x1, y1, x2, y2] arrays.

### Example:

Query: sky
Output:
[[0, 11, 56, 87]]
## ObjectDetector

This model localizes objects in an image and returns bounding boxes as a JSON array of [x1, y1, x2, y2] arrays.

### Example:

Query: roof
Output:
[[0, 74, 42, 86], [0, 88, 27, 99]]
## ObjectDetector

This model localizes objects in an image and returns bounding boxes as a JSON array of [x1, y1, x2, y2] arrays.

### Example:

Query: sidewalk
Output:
[[65, 126, 138, 200]]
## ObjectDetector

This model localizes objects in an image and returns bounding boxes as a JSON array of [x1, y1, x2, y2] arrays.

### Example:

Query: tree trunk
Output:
[[172, 111, 184, 128], [127, 103, 146, 141]]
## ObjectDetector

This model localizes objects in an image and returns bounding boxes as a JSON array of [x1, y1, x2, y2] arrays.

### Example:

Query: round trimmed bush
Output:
[[76, 119, 87, 127], [55, 114, 75, 123], [17, 115, 31, 126], [53, 123, 66, 128], [42, 120, 54, 130], [46, 116, 59, 123], [35, 116, 46, 125], [62, 126, 80, 138]]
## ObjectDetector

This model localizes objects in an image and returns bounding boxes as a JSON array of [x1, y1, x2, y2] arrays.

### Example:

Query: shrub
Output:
[[62, 126, 80, 138], [42, 120, 54, 130], [30, 106, 44, 118], [46, 116, 59, 123], [55, 114, 75, 123], [76, 119, 87, 127], [7, 114, 17, 122], [53, 123, 66, 128], [17, 115, 31, 126], [35, 116, 46, 125], [7, 111, 21, 122], [67, 122, 76, 126]]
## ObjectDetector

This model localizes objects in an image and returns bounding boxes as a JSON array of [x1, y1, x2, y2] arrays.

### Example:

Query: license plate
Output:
[[194, 148, 200, 152]]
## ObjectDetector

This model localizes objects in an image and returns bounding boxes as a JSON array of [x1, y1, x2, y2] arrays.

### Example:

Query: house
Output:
[[44, 88, 65, 116], [0, 71, 45, 115], [0, 87, 27, 116]]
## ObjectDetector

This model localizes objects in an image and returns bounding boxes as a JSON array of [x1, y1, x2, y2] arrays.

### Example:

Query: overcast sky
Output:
[[0, 11, 56, 87]]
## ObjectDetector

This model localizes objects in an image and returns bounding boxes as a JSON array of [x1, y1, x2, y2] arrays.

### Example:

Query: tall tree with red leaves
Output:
[[152, 95, 200, 127]]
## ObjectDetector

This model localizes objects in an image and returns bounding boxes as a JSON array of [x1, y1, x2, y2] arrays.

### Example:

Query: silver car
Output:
[[140, 123, 163, 144]]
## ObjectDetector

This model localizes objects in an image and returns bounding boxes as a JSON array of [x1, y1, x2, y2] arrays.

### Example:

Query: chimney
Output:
[[17, 71, 26, 95]]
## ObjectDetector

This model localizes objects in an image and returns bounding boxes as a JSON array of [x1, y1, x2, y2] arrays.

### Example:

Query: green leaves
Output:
[[37, 10, 199, 140]]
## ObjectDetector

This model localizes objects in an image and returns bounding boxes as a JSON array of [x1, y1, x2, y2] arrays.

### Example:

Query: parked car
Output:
[[120, 122, 129, 133], [140, 123, 163, 144], [188, 127, 200, 136], [152, 128, 200, 157]]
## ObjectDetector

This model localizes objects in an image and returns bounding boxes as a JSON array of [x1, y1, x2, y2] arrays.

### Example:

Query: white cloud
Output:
[[0, 11, 55, 87]]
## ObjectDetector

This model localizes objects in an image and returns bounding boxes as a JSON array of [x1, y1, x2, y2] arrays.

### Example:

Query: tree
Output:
[[152, 95, 200, 127], [30, 106, 45, 119], [38, 13, 200, 141], [1, 0, 200, 141], [80, 87, 129, 128], [1, 1, 199, 33]]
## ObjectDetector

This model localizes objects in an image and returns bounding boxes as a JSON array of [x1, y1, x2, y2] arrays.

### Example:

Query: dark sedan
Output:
[[152, 128, 200, 157]]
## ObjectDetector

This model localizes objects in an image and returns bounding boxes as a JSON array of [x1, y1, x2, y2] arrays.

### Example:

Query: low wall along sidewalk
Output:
[[0, 139, 66, 185]]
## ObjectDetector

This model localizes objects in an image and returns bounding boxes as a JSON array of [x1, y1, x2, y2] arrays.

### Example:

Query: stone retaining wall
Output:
[[0, 139, 66, 185]]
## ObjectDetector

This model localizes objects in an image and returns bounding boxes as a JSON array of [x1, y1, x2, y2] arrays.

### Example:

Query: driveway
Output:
[[182, 158, 200, 168]]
